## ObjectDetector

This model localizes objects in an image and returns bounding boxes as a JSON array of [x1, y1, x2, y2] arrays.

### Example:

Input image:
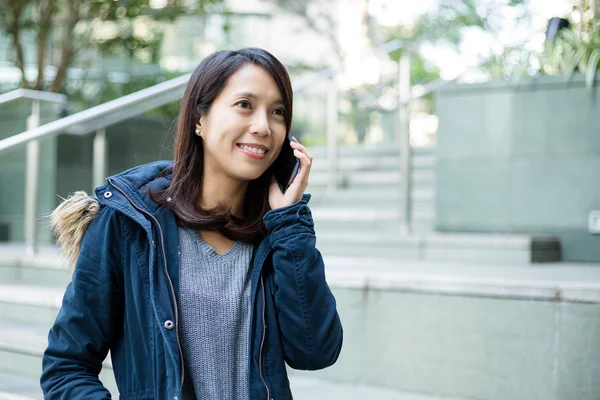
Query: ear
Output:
[[197, 115, 208, 137], [199, 114, 208, 127]]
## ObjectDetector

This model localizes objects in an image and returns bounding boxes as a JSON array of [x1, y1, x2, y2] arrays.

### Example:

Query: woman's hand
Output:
[[269, 136, 313, 210]]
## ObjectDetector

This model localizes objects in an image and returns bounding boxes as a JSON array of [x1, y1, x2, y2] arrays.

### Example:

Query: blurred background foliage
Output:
[[0, 0, 598, 142], [0, 0, 225, 111]]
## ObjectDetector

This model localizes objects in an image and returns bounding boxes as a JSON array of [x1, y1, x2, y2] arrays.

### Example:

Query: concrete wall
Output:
[[292, 286, 600, 400], [434, 74, 600, 262]]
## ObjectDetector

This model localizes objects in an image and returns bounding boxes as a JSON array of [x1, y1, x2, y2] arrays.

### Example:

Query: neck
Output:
[[200, 168, 248, 218]]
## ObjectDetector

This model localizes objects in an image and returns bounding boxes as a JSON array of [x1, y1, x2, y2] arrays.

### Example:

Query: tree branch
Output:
[[270, 0, 344, 61], [34, 0, 55, 90], [50, 0, 79, 92], [364, 0, 384, 48], [8, 1, 30, 88]]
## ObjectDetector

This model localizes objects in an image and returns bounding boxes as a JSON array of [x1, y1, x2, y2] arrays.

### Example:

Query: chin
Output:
[[233, 169, 268, 182]]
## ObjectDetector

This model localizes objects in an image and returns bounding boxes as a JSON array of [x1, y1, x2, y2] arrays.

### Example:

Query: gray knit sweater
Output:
[[177, 226, 254, 400]]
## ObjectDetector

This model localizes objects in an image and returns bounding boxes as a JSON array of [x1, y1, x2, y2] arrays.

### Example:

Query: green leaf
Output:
[[565, 46, 586, 76], [586, 48, 600, 91], [559, 29, 581, 47]]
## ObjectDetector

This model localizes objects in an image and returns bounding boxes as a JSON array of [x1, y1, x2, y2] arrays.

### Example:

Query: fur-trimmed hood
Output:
[[50, 161, 173, 269], [50, 192, 100, 269]]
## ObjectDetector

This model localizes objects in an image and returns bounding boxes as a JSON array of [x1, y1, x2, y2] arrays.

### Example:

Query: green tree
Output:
[[0, 0, 225, 93], [374, 0, 529, 79], [539, 8, 599, 89], [263, 0, 343, 61]]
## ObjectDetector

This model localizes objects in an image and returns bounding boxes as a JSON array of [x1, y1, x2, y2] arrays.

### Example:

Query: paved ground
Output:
[[0, 372, 464, 400], [290, 377, 464, 400], [324, 256, 600, 303]]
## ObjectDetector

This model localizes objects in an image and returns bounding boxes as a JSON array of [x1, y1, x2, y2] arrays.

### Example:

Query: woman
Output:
[[41, 48, 343, 400]]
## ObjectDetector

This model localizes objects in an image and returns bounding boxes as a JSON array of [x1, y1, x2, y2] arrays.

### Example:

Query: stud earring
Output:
[[195, 128, 200, 135]]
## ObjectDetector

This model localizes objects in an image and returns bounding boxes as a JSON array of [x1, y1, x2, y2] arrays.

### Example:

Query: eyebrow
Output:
[[234, 92, 285, 106]]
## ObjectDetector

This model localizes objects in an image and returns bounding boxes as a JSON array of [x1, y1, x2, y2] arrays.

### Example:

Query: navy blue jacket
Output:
[[40, 161, 343, 399]]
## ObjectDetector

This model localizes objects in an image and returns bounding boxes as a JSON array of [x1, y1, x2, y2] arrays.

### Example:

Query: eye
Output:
[[236, 100, 251, 109], [272, 108, 286, 117]]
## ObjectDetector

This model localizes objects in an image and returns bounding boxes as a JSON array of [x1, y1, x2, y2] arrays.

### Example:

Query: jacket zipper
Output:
[[108, 179, 186, 391], [259, 276, 270, 400]]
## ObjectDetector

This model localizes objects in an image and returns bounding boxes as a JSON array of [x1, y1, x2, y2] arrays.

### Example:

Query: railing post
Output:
[[326, 78, 339, 194], [24, 100, 41, 255], [93, 128, 107, 190], [398, 53, 412, 235]]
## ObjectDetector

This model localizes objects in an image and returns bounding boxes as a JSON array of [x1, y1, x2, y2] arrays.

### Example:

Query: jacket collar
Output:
[[96, 160, 173, 215]]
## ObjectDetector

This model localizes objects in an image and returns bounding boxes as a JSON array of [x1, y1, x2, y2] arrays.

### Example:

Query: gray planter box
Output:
[[435, 74, 600, 262]]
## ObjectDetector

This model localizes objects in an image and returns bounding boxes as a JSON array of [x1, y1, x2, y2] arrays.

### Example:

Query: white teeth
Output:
[[240, 145, 266, 155]]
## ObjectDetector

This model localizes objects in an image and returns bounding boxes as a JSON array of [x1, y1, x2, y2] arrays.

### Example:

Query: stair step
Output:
[[0, 261, 70, 287], [311, 208, 433, 222], [289, 376, 464, 400], [0, 372, 41, 400], [308, 170, 435, 188], [0, 372, 469, 400], [0, 284, 63, 326], [316, 233, 560, 264], [411, 154, 436, 169], [0, 361, 465, 400], [310, 206, 434, 231], [308, 188, 435, 206], [0, 290, 449, 400], [0, 247, 70, 287], [0, 319, 116, 394], [308, 145, 435, 158], [311, 154, 435, 172]]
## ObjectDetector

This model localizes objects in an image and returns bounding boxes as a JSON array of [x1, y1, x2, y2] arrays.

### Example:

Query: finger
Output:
[[290, 140, 313, 162], [293, 148, 311, 166], [293, 149, 312, 181]]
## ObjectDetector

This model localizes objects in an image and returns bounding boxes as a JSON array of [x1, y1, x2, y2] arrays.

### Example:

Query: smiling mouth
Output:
[[237, 144, 269, 155]]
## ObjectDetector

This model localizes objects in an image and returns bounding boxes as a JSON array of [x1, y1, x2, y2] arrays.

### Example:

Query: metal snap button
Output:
[[164, 320, 174, 330], [103, 191, 113, 199]]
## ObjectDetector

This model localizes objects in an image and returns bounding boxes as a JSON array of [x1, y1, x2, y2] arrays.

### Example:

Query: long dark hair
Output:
[[151, 48, 293, 243]]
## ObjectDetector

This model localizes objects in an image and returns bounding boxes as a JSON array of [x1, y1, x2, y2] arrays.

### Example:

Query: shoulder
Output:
[[51, 192, 129, 269]]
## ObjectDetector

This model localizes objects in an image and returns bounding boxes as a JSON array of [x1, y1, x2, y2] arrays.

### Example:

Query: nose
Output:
[[250, 111, 271, 137]]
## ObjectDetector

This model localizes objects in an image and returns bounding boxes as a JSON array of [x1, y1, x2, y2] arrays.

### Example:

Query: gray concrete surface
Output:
[[0, 372, 464, 400]]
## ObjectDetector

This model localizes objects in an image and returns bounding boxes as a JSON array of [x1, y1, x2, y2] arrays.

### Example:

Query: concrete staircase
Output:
[[307, 145, 559, 264], [0, 144, 581, 400], [308, 145, 436, 234], [1, 252, 599, 400]]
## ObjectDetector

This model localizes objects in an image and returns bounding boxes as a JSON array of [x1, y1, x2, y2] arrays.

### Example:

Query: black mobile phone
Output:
[[272, 136, 301, 193]]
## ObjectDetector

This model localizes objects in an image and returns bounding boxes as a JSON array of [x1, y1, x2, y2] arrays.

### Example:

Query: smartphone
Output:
[[272, 136, 301, 193]]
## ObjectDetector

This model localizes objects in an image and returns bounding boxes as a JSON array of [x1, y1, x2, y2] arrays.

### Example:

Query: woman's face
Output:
[[198, 64, 288, 184]]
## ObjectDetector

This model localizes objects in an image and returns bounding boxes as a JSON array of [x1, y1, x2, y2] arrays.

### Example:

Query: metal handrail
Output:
[[0, 38, 434, 254], [0, 88, 67, 105], [0, 39, 415, 156], [293, 39, 417, 91], [0, 74, 191, 156]]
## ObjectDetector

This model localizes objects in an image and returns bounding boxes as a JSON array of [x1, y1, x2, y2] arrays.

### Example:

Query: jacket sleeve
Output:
[[41, 207, 124, 399], [263, 194, 343, 370]]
